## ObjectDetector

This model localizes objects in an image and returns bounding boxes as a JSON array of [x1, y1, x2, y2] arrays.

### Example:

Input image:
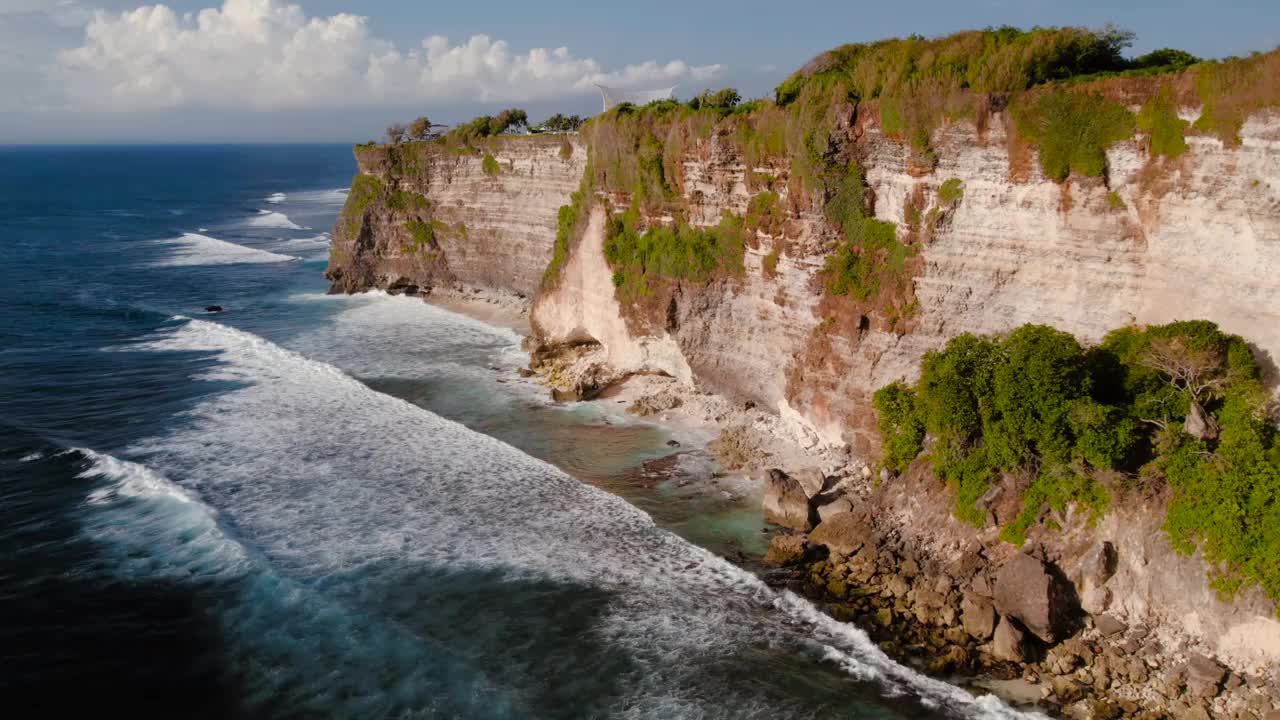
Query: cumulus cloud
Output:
[[52, 0, 723, 111]]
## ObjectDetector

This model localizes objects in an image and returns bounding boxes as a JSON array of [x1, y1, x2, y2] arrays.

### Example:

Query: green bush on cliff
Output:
[[874, 319, 1280, 609], [541, 170, 594, 290], [1012, 91, 1136, 181], [1137, 86, 1190, 159], [873, 382, 925, 475], [482, 154, 502, 175], [338, 175, 384, 240], [821, 163, 908, 300], [603, 206, 746, 301]]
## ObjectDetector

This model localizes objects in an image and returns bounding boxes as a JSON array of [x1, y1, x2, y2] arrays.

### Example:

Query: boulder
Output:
[[1094, 614, 1127, 637], [992, 615, 1027, 663], [764, 533, 809, 567], [993, 552, 1078, 643], [204, 305, 224, 313], [809, 512, 874, 556], [791, 467, 827, 498], [1184, 653, 1226, 699], [1184, 402, 1220, 440], [1081, 584, 1113, 615], [762, 469, 816, 531], [816, 496, 855, 523], [961, 593, 997, 640], [1081, 541, 1118, 588]]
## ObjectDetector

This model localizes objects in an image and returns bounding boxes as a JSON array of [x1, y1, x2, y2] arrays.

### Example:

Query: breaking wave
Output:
[[100, 316, 1037, 719], [152, 233, 297, 267], [245, 210, 306, 230]]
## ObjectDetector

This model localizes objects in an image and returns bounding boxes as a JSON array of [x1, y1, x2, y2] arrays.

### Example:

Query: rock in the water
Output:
[[816, 496, 855, 523], [204, 305, 224, 313], [1184, 402, 1220, 440], [961, 592, 997, 640], [993, 552, 1078, 643], [763, 533, 809, 567], [762, 469, 816, 531], [791, 467, 826, 498], [516, 367, 537, 378], [992, 615, 1027, 663], [809, 512, 873, 555], [666, 439, 681, 447], [1184, 653, 1226, 698], [1094, 614, 1127, 637]]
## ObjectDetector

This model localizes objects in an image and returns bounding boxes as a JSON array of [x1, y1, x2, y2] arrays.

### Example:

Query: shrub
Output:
[[603, 207, 746, 302], [874, 382, 925, 475], [873, 318, 1280, 609], [541, 172, 593, 289], [337, 175, 383, 240], [482, 154, 501, 175], [408, 116, 433, 141], [1012, 90, 1136, 181], [1001, 466, 1111, 545], [1137, 86, 1190, 159], [938, 178, 964, 206]]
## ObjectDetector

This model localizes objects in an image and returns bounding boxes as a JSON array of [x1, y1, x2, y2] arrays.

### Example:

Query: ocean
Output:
[[0, 145, 1031, 719]]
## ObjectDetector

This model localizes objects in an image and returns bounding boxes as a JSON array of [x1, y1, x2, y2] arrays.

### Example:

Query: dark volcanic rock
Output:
[[762, 469, 816, 531], [993, 552, 1079, 643], [204, 305, 224, 313]]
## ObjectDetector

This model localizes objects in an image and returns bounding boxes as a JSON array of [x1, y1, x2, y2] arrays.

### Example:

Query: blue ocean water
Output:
[[0, 145, 1030, 719]]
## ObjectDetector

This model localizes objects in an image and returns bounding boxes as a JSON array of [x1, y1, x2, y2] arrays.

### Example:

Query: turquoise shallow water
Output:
[[0, 145, 1031, 719]]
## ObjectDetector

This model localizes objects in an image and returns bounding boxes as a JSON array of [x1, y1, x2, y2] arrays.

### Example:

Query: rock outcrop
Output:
[[326, 135, 586, 299]]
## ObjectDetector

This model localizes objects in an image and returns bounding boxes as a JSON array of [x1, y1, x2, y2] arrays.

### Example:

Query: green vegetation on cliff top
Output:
[[875, 320, 1280, 610]]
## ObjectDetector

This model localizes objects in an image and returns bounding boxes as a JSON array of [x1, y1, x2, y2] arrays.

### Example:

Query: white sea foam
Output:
[[289, 188, 348, 205], [107, 316, 1038, 719], [246, 210, 306, 230], [19, 451, 45, 463], [278, 232, 331, 249], [265, 192, 287, 204], [153, 233, 297, 267]]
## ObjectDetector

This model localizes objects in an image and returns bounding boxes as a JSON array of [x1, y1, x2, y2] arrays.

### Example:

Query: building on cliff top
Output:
[[595, 84, 676, 112]]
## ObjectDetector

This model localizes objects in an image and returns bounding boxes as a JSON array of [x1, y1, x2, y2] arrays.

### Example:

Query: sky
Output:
[[2, 0, 1277, 143]]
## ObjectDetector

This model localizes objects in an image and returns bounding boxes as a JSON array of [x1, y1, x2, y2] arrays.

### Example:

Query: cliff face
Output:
[[326, 135, 586, 299], [328, 104, 1280, 678], [527, 108, 1280, 675], [533, 111, 1280, 452]]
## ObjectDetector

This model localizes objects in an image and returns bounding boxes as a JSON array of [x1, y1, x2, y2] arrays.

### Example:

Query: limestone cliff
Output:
[[328, 40, 1280, 710], [326, 135, 586, 299], [533, 111, 1280, 454]]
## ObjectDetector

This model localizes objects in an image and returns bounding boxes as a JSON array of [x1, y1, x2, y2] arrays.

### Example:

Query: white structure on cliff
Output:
[[595, 84, 676, 112]]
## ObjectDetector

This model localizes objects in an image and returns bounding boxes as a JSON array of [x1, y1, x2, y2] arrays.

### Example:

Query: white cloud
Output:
[[51, 0, 723, 111]]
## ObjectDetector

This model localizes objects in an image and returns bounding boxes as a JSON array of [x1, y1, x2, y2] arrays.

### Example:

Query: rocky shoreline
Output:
[[759, 485, 1280, 720], [429, 293, 1280, 720], [528, 340, 1279, 720]]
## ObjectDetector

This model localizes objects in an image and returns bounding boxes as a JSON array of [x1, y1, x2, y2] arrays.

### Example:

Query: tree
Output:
[[386, 123, 407, 145], [1139, 337, 1228, 405], [692, 88, 741, 112], [492, 108, 529, 134], [408, 116, 432, 140]]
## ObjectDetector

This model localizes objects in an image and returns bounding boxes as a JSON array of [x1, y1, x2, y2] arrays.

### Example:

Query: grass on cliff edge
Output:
[[874, 320, 1280, 611]]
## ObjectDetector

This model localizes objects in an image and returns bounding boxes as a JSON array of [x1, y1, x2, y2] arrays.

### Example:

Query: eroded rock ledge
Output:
[[760, 465, 1280, 720]]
